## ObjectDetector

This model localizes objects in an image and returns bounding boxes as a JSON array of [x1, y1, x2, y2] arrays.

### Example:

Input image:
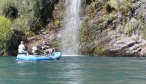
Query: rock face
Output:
[[109, 32, 146, 56], [80, 0, 146, 56]]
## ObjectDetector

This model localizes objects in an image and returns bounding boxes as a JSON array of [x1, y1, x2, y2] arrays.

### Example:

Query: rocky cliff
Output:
[[80, 0, 146, 56]]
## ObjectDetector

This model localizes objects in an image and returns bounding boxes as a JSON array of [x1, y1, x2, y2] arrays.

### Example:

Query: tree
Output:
[[0, 16, 14, 51]]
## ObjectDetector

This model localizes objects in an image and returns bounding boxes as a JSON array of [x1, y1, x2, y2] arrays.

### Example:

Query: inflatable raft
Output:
[[16, 52, 61, 61]]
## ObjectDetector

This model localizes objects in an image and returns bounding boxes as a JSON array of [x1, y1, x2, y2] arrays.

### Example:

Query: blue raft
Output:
[[16, 52, 61, 61]]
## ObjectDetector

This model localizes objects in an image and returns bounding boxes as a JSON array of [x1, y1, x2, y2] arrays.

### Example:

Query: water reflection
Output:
[[59, 62, 83, 84]]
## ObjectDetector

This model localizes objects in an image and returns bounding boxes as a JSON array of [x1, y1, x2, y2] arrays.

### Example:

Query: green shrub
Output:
[[124, 18, 143, 36], [33, 0, 40, 18], [88, 3, 97, 19], [80, 20, 89, 42], [0, 16, 14, 50], [54, 19, 60, 28], [33, 0, 54, 26], [80, 20, 98, 43], [28, 17, 42, 32], [93, 47, 107, 55], [2, 2, 18, 20], [109, 0, 134, 12]]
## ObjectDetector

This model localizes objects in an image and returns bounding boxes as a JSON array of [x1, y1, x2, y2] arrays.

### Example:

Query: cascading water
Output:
[[61, 0, 81, 55]]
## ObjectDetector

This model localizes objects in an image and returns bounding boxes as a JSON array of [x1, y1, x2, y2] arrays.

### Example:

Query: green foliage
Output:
[[93, 47, 107, 55], [33, 0, 40, 18], [103, 13, 116, 22], [80, 20, 89, 42], [28, 17, 42, 32], [87, 2, 97, 19], [109, 0, 134, 12], [80, 20, 99, 43], [32, 0, 56, 32], [54, 19, 60, 28], [124, 18, 143, 36], [0, 16, 14, 50], [33, 0, 54, 25], [2, 2, 18, 20]]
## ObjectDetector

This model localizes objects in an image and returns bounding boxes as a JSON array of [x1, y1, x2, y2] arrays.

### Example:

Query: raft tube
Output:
[[16, 52, 61, 61]]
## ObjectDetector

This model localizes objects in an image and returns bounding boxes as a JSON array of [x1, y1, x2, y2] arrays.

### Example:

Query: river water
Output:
[[0, 56, 146, 84]]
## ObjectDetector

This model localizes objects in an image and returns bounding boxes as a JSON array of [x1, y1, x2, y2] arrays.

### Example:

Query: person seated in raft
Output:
[[32, 45, 38, 55], [44, 48, 53, 55], [51, 48, 55, 54], [41, 41, 49, 54], [44, 48, 55, 56], [18, 41, 28, 55], [41, 41, 49, 50]]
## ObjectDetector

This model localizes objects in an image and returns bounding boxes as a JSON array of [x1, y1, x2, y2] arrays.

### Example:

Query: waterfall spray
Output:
[[61, 0, 81, 55]]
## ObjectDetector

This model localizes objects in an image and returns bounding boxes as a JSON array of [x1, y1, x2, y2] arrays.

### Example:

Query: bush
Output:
[[109, 0, 134, 12], [28, 17, 42, 32], [0, 16, 14, 50], [33, 0, 54, 25], [124, 18, 143, 36], [54, 19, 60, 28], [93, 47, 107, 55], [80, 20, 89, 42], [2, 2, 18, 20]]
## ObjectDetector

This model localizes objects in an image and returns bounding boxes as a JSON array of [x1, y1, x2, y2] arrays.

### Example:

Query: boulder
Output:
[[140, 46, 146, 56]]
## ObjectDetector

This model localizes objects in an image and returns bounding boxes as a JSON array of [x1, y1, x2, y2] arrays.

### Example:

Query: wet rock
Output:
[[109, 33, 146, 56], [140, 46, 146, 56], [42, 31, 48, 35]]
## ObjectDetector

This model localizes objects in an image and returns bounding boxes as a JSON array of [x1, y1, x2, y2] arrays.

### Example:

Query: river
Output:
[[0, 56, 146, 84]]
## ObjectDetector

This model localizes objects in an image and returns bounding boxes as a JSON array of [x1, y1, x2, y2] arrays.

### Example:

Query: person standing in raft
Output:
[[18, 41, 28, 55]]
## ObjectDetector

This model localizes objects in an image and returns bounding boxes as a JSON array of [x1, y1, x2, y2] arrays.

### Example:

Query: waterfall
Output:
[[61, 0, 81, 55]]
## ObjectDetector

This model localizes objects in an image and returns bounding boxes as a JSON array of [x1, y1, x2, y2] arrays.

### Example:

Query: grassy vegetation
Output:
[[80, 20, 89, 42], [124, 18, 143, 36], [93, 47, 107, 55]]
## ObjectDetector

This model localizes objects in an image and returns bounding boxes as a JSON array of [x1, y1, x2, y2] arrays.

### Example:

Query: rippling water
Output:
[[0, 56, 146, 84]]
